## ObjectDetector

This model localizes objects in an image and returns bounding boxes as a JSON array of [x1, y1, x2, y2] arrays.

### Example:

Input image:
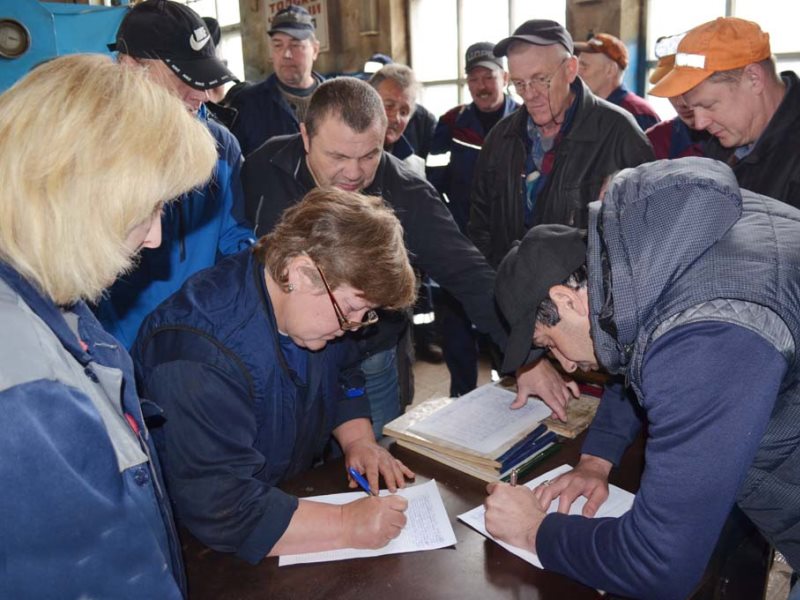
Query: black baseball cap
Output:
[[109, 0, 236, 91], [495, 225, 587, 373], [268, 5, 316, 40], [494, 20, 574, 57], [465, 42, 503, 73]]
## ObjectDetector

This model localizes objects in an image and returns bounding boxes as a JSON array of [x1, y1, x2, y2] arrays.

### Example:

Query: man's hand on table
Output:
[[533, 454, 613, 517], [513, 358, 580, 420]]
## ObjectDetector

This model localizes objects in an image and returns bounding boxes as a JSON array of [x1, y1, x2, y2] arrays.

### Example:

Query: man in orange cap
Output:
[[650, 17, 800, 205], [644, 33, 710, 159], [576, 33, 661, 130]]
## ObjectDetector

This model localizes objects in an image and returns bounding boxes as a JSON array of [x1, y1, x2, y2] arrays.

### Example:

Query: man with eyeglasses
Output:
[[468, 20, 653, 419], [228, 5, 324, 156], [469, 20, 653, 270]]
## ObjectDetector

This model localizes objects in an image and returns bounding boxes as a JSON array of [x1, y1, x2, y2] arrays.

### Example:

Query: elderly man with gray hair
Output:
[[369, 64, 426, 176]]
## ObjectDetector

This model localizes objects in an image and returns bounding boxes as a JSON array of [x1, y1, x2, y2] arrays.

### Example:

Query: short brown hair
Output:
[[304, 77, 387, 139], [254, 187, 416, 310]]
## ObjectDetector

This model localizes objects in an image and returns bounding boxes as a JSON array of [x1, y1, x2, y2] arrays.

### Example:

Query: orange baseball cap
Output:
[[574, 33, 629, 69], [650, 17, 771, 98]]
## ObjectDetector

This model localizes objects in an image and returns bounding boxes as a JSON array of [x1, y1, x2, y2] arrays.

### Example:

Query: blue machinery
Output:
[[0, 0, 130, 93]]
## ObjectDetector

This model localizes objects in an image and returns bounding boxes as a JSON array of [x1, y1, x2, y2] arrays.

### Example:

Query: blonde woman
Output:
[[0, 54, 216, 598], [132, 188, 418, 563]]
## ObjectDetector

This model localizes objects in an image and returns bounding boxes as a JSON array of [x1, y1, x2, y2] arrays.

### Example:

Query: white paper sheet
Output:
[[407, 384, 552, 455], [457, 464, 635, 568], [279, 479, 456, 566]]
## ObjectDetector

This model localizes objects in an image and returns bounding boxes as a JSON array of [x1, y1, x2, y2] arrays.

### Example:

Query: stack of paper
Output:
[[457, 464, 635, 568], [383, 384, 558, 482]]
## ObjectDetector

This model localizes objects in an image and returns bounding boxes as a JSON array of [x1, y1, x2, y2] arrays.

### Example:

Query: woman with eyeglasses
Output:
[[131, 187, 418, 562]]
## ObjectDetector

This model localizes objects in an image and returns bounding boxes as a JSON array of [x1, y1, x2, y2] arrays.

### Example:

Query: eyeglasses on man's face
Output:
[[315, 264, 379, 332], [510, 56, 569, 96]]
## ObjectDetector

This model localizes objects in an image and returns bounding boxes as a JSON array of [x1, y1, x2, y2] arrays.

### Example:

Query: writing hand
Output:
[[342, 495, 408, 549], [484, 482, 546, 552]]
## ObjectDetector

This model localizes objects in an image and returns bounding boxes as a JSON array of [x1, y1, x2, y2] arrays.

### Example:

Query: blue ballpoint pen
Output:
[[348, 467, 375, 496]]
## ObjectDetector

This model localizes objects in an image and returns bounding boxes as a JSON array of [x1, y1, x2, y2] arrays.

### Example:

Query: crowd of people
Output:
[[2, 0, 799, 598]]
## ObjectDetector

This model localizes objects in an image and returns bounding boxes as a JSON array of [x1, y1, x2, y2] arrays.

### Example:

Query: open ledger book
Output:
[[383, 384, 554, 481], [458, 464, 635, 568], [278, 480, 456, 566]]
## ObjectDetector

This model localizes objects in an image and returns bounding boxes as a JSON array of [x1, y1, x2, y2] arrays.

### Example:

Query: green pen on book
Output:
[[500, 443, 562, 483]]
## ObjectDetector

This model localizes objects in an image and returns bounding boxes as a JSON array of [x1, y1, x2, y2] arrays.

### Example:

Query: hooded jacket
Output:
[[538, 158, 800, 599]]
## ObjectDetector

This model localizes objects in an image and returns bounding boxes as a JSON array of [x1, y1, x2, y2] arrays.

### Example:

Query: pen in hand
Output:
[[509, 468, 518, 487], [348, 466, 377, 496]]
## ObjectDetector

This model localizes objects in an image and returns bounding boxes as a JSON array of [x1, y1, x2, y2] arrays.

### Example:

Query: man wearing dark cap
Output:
[[650, 17, 800, 207], [468, 19, 653, 413], [427, 41, 520, 397], [96, 0, 252, 349], [484, 157, 800, 599], [575, 33, 660, 130], [228, 5, 324, 156]]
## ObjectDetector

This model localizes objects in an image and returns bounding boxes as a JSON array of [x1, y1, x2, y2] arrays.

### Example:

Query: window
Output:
[[175, 0, 244, 82], [645, 0, 800, 118], [410, 0, 567, 119]]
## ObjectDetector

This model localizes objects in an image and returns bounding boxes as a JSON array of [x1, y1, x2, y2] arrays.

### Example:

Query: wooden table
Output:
[[182, 433, 646, 600]]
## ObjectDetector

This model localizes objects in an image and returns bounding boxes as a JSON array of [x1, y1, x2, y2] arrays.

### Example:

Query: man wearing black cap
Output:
[[427, 41, 520, 397], [484, 157, 800, 599], [228, 5, 324, 156], [96, 0, 253, 349], [469, 19, 653, 269], [467, 19, 653, 416]]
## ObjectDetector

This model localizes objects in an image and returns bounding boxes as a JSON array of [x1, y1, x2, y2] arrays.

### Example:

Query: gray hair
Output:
[[369, 63, 421, 97]]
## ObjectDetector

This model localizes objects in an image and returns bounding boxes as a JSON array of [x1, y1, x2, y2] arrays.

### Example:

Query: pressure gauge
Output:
[[0, 19, 31, 59]]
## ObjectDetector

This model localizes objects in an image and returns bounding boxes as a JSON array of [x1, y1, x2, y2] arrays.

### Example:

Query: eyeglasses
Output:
[[510, 57, 568, 96], [315, 265, 379, 332]]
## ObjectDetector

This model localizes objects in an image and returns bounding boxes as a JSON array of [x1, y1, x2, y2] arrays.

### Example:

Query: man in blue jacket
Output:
[[428, 41, 519, 396], [485, 157, 800, 599], [95, 0, 253, 349], [229, 5, 324, 156]]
